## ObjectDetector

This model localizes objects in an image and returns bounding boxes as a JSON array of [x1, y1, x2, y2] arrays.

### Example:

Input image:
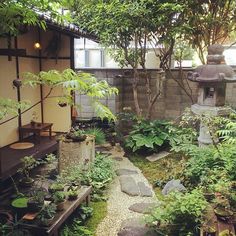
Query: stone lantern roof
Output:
[[187, 44, 236, 83]]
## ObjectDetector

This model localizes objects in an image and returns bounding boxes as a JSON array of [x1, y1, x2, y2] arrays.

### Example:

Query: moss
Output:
[[11, 197, 28, 208], [85, 201, 107, 234], [129, 152, 187, 196]]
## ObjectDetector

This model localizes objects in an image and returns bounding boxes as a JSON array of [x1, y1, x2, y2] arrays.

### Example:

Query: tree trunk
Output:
[[132, 69, 142, 117]]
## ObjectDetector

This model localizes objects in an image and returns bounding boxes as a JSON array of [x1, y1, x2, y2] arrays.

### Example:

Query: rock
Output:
[[162, 179, 186, 195], [129, 203, 156, 214], [119, 218, 156, 236], [120, 176, 140, 196], [146, 151, 170, 162], [116, 168, 138, 176], [138, 182, 153, 197]]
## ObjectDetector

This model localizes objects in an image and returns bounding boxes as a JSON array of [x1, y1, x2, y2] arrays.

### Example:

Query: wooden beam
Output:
[[0, 48, 26, 57]]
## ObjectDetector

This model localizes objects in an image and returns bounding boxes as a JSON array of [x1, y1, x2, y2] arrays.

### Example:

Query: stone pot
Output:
[[19, 177, 34, 188]]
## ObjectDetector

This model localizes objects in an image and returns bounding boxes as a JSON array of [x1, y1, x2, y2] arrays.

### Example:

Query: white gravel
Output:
[[96, 144, 157, 236]]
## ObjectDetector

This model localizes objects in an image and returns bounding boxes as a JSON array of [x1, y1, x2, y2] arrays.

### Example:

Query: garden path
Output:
[[96, 144, 157, 236]]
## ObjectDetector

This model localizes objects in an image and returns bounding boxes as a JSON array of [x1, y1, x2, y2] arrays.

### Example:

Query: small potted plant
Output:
[[48, 182, 64, 193], [67, 186, 79, 201], [53, 191, 66, 211], [214, 195, 233, 221], [31, 111, 38, 126], [27, 189, 45, 212], [18, 156, 39, 187], [66, 128, 87, 142], [37, 204, 56, 226], [11, 196, 29, 217]]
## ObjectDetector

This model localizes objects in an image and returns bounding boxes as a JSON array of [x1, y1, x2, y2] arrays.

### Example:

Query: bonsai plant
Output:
[[27, 189, 45, 212], [53, 191, 66, 211], [37, 204, 56, 226], [18, 156, 39, 187]]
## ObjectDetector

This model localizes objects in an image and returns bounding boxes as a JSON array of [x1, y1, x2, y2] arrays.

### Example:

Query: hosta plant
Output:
[[125, 120, 171, 153]]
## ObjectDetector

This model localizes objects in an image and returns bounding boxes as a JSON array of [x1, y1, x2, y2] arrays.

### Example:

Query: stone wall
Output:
[[79, 68, 236, 119]]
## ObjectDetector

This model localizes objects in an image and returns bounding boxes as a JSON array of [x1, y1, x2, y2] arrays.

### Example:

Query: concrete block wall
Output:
[[78, 68, 236, 120]]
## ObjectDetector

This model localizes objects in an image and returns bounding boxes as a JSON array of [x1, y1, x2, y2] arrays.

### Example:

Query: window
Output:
[[74, 38, 119, 68]]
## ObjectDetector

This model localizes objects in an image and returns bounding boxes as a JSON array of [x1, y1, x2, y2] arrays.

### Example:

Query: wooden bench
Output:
[[20, 186, 92, 236]]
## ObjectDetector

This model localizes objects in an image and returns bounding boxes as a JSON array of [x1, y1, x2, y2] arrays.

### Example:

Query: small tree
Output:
[[181, 0, 236, 64], [70, 0, 184, 119], [0, 69, 118, 125]]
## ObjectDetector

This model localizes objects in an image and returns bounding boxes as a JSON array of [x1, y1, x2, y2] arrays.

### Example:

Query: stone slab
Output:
[[116, 168, 138, 176], [146, 151, 170, 162], [138, 182, 153, 197], [128, 203, 156, 214], [120, 176, 140, 196], [118, 218, 156, 236]]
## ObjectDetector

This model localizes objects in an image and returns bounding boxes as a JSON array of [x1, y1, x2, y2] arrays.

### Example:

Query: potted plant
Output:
[[214, 195, 233, 221], [37, 204, 56, 226], [18, 156, 39, 187], [201, 225, 216, 236], [31, 111, 38, 126], [11, 197, 29, 217], [66, 128, 87, 142], [48, 182, 64, 193], [67, 187, 79, 201], [53, 191, 66, 211], [27, 190, 45, 212]]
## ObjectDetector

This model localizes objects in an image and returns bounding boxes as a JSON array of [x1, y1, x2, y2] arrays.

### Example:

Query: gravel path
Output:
[[96, 144, 156, 236]]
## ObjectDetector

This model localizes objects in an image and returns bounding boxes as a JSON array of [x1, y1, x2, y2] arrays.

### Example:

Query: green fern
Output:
[[85, 128, 106, 145]]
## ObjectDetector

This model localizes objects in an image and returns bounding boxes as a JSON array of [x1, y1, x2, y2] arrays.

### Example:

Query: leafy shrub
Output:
[[62, 153, 114, 200], [81, 153, 115, 199], [125, 120, 171, 153], [169, 126, 197, 153], [60, 219, 93, 236], [146, 189, 207, 236], [85, 128, 106, 144]]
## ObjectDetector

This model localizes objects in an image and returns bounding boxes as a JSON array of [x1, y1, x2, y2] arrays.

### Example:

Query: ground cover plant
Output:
[[146, 189, 208, 235], [59, 152, 114, 234], [130, 108, 236, 234]]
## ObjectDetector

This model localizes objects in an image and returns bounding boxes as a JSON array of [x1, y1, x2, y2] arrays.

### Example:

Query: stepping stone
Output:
[[113, 157, 123, 161], [120, 176, 139, 196], [129, 202, 156, 214], [146, 151, 170, 162], [118, 218, 156, 236], [116, 168, 138, 176], [138, 182, 153, 197]]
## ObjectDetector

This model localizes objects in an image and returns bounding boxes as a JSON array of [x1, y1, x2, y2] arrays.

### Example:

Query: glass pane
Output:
[[74, 50, 85, 68], [89, 50, 101, 67]]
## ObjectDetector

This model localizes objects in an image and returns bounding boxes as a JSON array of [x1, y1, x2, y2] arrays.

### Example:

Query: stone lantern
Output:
[[187, 44, 236, 146]]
